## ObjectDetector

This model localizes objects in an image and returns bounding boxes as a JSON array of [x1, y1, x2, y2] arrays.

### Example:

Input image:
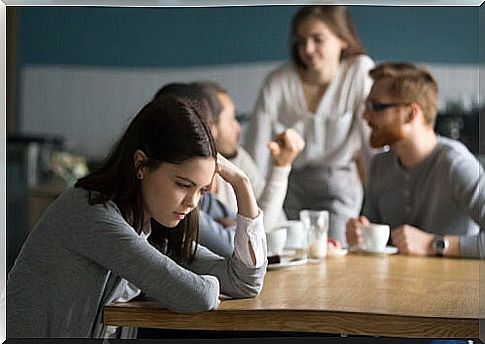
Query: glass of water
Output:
[[299, 209, 329, 261]]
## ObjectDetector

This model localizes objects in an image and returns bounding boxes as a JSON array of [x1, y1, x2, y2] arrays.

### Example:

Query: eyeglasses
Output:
[[364, 100, 410, 112]]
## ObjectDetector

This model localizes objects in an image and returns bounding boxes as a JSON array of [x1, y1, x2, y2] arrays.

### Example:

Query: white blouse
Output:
[[246, 55, 375, 178]]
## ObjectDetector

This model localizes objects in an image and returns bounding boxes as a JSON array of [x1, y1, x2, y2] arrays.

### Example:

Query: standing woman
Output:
[[7, 95, 266, 338], [246, 6, 375, 245]]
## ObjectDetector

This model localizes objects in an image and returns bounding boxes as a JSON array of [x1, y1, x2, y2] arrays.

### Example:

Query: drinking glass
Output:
[[299, 210, 329, 261]]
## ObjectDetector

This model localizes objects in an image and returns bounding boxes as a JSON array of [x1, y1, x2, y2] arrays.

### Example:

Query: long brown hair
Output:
[[290, 5, 366, 68], [75, 94, 218, 260]]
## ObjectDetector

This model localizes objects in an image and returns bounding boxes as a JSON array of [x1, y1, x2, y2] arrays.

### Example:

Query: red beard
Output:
[[369, 122, 406, 148]]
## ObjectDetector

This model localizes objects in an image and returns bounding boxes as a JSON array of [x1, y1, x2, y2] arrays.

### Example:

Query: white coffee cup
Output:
[[361, 223, 390, 251], [266, 227, 287, 256], [273, 220, 305, 250]]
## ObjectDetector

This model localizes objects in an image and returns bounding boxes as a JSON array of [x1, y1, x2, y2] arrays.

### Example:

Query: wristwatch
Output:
[[431, 235, 449, 257]]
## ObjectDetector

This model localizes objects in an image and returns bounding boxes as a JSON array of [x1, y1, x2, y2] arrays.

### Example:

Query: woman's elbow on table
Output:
[[193, 275, 221, 311], [245, 282, 264, 298], [227, 274, 265, 299], [192, 294, 220, 312], [165, 275, 221, 313], [170, 295, 219, 314]]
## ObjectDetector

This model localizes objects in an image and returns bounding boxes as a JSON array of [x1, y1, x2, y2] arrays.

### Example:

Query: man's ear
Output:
[[133, 150, 148, 174], [406, 102, 421, 124]]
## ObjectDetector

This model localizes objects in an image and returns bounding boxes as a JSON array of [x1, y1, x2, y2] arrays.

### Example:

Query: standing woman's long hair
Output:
[[290, 5, 366, 68], [75, 94, 218, 261]]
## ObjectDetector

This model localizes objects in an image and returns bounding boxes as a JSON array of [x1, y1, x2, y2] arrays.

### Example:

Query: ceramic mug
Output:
[[361, 223, 390, 251], [266, 227, 287, 256]]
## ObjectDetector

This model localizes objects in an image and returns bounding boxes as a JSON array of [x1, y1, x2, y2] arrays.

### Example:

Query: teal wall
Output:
[[18, 6, 480, 68]]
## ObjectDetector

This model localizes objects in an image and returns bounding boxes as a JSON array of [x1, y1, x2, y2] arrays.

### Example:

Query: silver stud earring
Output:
[[137, 172, 143, 180]]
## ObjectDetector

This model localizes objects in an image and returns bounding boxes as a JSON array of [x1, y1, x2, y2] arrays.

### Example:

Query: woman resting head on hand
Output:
[[7, 94, 266, 338]]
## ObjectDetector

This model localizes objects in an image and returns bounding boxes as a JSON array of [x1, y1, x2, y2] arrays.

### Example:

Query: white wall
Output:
[[19, 61, 482, 160]]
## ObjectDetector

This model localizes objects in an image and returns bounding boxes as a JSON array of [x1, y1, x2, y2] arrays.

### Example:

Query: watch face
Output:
[[434, 239, 446, 250]]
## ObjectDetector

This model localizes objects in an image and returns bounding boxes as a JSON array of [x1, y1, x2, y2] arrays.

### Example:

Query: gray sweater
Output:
[[363, 136, 484, 258], [7, 187, 266, 338]]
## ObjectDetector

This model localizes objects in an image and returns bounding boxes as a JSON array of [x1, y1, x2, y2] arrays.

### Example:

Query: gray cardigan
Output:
[[7, 187, 266, 338]]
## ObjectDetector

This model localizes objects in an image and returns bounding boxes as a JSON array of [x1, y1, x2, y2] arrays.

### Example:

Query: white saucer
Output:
[[267, 257, 308, 270], [327, 248, 349, 257], [350, 245, 398, 255]]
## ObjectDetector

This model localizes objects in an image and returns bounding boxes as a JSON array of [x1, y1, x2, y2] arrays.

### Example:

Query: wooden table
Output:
[[104, 253, 482, 338]]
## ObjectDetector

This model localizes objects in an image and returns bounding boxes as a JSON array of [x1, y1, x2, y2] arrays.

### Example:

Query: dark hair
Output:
[[369, 62, 439, 126], [290, 5, 366, 68], [76, 94, 218, 260], [153, 83, 212, 123], [154, 82, 220, 127], [190, 81, 228, 124]]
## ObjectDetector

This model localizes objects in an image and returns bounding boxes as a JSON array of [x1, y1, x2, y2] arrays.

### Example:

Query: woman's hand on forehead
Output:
[[216, 153, 248, 186]]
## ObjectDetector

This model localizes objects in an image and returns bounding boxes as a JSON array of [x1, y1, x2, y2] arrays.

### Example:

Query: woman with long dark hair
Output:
[[7, 94, 267, 338]]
